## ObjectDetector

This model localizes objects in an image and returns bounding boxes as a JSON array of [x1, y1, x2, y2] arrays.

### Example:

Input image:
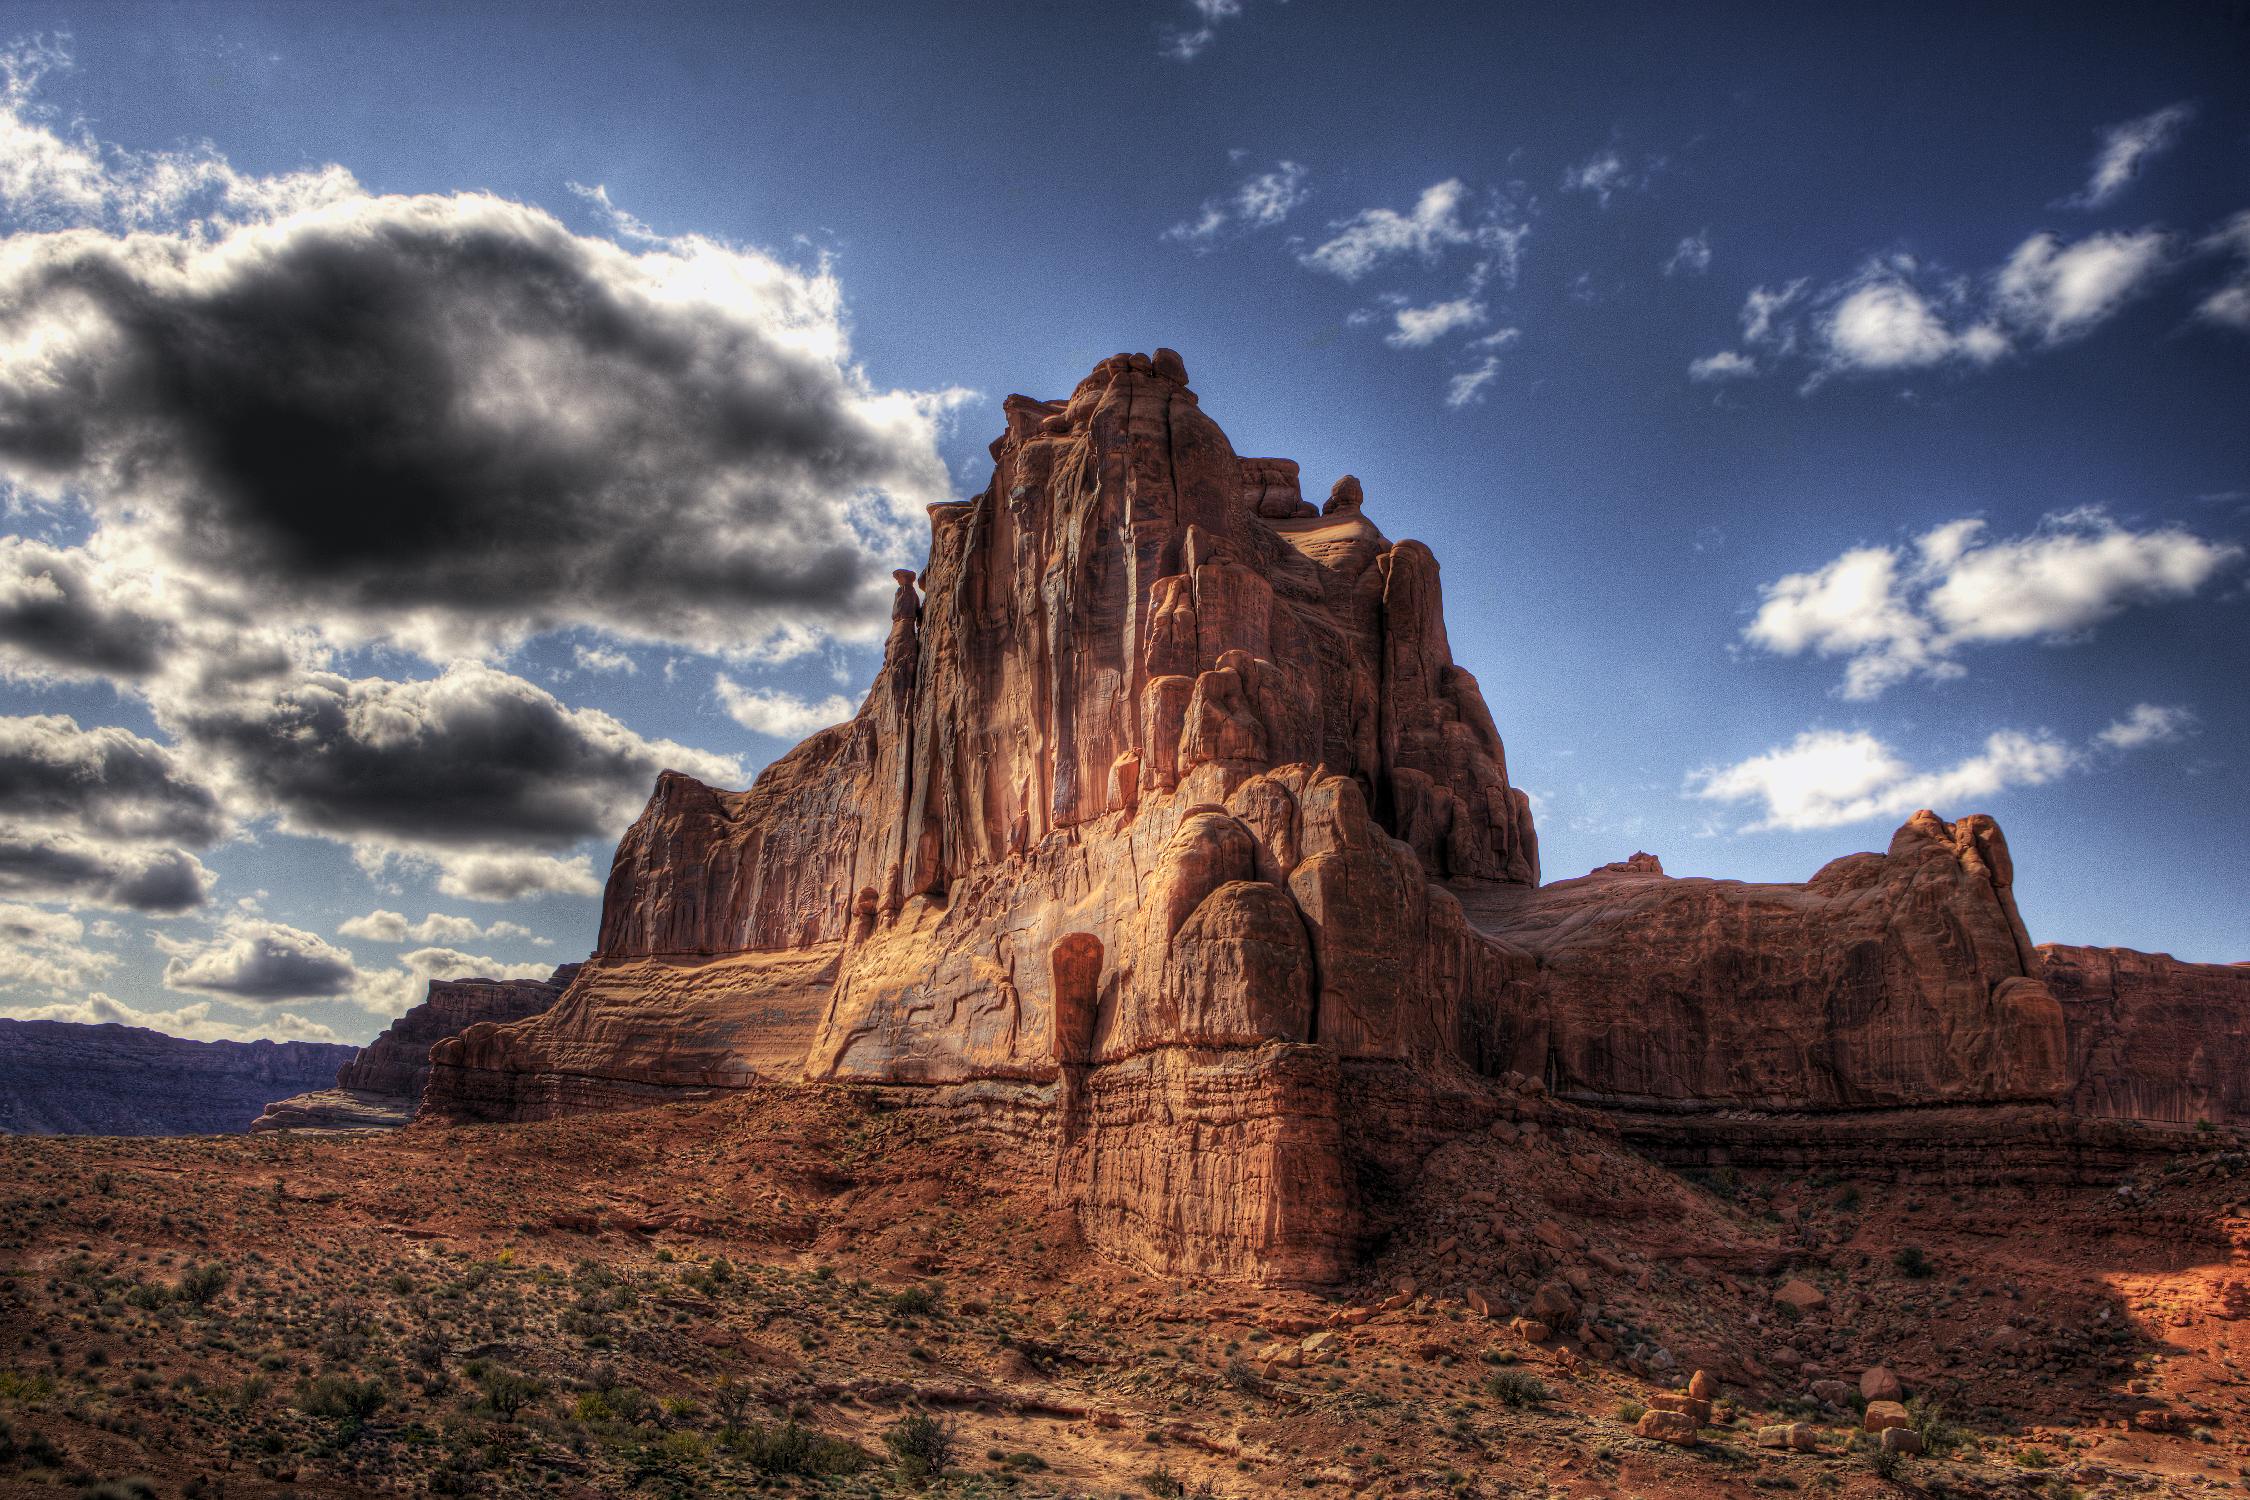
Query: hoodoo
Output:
[[423, 351, 2243, 1284]]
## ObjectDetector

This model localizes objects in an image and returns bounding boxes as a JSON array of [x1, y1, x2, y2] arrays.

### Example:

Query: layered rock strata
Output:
[[252, 966, 573, 1131], [423, 349, 2234, 1283]]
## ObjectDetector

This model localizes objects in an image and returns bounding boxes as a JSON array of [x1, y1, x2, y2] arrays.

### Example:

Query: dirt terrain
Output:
[[2, 1088, 2245, 1497]]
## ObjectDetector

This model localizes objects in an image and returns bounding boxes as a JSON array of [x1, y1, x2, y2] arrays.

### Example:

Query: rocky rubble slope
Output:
[[0, 1021, 353, 1135]]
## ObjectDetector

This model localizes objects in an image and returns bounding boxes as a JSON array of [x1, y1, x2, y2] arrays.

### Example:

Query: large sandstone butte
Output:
[[426, 350, 2243, 1284]]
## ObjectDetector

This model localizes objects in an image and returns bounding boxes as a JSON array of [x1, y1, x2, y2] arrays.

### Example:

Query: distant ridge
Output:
[[0, 1019, 354, 1136]]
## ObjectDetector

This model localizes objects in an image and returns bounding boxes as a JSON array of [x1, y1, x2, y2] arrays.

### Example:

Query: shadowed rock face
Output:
[[421, 350, 2235, 1283], [2042, 945, 2250, 1127], [250, 966, 574, 1132], [0, 1022, 353, 1136]]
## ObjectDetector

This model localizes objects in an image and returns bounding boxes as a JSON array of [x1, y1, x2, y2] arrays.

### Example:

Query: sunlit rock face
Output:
[[423, 350, 2225, 1284]]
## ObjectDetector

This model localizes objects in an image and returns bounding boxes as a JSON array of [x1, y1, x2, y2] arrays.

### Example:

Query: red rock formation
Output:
[[422, 350, 2214, 1283], [1452, 811, 2070, 1112], [2041, 944, 2250, 1126], [252, 966, 572, 1131]]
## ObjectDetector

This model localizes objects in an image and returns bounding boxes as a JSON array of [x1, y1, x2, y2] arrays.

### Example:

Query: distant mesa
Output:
[[249, 965, 576, 1133], [377, 348, 2249, 1286], [0, 1022, 353, 1137]]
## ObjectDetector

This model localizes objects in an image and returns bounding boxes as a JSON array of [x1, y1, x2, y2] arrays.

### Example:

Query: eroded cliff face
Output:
[[1453, 811, 2071, 1112], [2042, 945, 2250, 1126], [422, 349, 2194, 1284]]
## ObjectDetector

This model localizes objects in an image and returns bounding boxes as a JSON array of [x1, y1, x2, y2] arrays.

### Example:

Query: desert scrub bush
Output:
[[1908, 1395, 1963, 1456], [173, 1263, 229, 1308], [884, 1411, 955, 1479], [887, 1282, 941, 1318], [76, 1481, 158, 1500], [1615, 1399, 1647, 1423], [1869, 1446, 1904, 1482], [297, 1374, 386, 1427], [1487, 1370, 1549, 1408], [1892, 1246, 1935, 1279], [726, 1419, 867, 1476], [474, 1366, 544, 1420]]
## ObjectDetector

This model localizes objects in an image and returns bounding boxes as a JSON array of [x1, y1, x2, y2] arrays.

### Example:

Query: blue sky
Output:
[[0, 2, 2243, 1045]]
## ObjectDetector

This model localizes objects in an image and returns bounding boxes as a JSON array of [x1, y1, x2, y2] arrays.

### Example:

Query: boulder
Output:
[[1859, 1365, 1903, 1403], [1687, 1369, 1717, 1400], [1757, 1423, 1821, 1452], [1879, 1426, 1923, 1455], [1863, 1400, 1910, 1433], [1774, 1280, 1827, 1314], [1636, 1409, 1699, 1446], [1527, 1280, 1577, 1325], [1650, 1393, 1713, 1425]]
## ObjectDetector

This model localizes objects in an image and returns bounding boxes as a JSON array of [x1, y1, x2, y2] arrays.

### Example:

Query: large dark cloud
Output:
[[160, 917, 357, 1002], [0, 713, 226, 843], [172, 661, 737, 854], [0, 540, 173, 679], [0, 194, 960, 659], [0, 832, 211, 912]]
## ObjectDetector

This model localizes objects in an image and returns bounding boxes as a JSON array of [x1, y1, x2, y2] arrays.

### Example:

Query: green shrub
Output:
[[888, 1283, 940, 1318], [1487, 1370, 1548, 1408], [726, 1419, 867, 1475], [475, 1367, 543, 1420], [297, 1374, 386, 1426], [1907, 1395, 1962, 1455], [885, 1411, 955, 1479], [173, 1263, 229, 1307], [1615, 1399, 1646, 1423], [1892, 1246, 1935, 1279]]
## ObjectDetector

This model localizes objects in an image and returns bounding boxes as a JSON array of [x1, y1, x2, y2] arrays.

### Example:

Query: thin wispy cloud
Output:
[[1561, 148, 1659, 207], [1164, 160, 1308, 246], [1160, 0, 1247, 60], [1665, 231, 1711, 276], [2067, 102, 2193, 209], [1695, 226, 2171, 387], [1384, 296, 1488, 348], [1298, 179, 1527, 285], [2197, 211, 2250, 332]]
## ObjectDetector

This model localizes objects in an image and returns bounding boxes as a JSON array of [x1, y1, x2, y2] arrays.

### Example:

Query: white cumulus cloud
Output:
[[1744, 509, 2240, 698], [1686, 726, 2081, 832], [715, 675, 858, 739]]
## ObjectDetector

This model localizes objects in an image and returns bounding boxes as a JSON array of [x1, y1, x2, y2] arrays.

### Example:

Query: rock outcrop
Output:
[[251, 966, 573, 1131], [1451, 810, 2070, 1112], [0, 1022, 353, 1136], [2042, 945, 2250, 1127], [420, 349, 2238, 1284]]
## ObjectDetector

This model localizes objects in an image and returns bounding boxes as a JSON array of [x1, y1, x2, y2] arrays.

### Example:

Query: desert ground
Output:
[[2, 1086, 2244, 1498]]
